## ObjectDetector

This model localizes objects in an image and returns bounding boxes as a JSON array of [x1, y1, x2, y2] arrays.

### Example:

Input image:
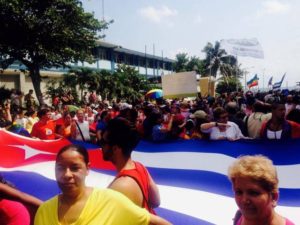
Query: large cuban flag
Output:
[[0, 128, 299, 225]]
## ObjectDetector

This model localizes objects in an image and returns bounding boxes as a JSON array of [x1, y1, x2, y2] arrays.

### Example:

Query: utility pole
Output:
[[101, 0, 105, 39], [145, 45, 147, 76], [262, 68, 265, 91]]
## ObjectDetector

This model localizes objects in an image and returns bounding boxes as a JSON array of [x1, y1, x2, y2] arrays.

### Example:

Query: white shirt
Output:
[[75, 120, 90, 141], [267, 129, 282, 139], [202, 121, 245, 140]]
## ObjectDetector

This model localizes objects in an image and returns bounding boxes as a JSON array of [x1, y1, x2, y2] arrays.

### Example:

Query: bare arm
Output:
[[160, 115, 174, 133], [109, 177, 143, 207], [0, 182, 43, 207], [149, 214, 172, 225], [4, 103, 12, 122], [148, 173, 160, 208], [200, 121, 216, 131], [70, 121, 77, 139], [96, 129, 103, 141], [200, 122, 230, 132]]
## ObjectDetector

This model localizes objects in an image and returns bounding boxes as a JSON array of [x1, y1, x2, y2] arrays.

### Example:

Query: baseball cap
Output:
[[190, 110, 207, 119]]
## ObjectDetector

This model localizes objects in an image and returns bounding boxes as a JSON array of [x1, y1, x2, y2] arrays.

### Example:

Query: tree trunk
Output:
[[29, 65, 44, 107]]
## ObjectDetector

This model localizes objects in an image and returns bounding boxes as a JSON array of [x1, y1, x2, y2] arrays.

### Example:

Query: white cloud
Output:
[[138, 5, 177, 23], [259, 0, 290, 15], [194, 15, 203, 24]]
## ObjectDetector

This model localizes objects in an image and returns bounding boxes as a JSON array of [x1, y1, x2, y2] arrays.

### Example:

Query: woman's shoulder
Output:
[[40, 195, 58, 207], [36, 195, 58, 214], [90, 187, 128, 203]]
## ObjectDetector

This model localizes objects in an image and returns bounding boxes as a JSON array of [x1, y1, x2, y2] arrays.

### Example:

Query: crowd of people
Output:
[[2, 88, 300, 142], [1, 87, 299, 224]]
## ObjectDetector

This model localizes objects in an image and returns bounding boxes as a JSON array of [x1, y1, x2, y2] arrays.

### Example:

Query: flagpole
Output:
[[236, 54, 238, 92], [244, 72, 247, 91], [262, 68, 265, 91]]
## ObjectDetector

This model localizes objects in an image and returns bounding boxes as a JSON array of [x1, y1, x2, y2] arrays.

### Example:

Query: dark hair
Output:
[[37, 108, 49, 118], [100, 110, 109, 120], [63, 111, 71, 119], [271, 102, 285, 111], [56, 144, 89, 165], [104, 117, 140, 158], [286, 108, 300, 124], [213, 107, 227, 120], [253, 101, 265, 113], [25, 109, 36, 117], [225, 103, 238, 115]]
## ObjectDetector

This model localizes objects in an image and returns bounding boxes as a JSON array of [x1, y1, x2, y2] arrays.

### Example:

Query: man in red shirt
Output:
[[101, 117, 160, 214], [31, 108, 57, 140]]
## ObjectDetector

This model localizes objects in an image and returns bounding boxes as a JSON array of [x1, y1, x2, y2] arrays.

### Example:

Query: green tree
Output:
[[64, 67, 100, 100], [97, 69, 118, 100], [45, 79, 65, 101], [202, 41, 237, 78], [186, 56, 205, 75], [0, 0, 111, 105], [110, 64, 150, 103], [216, 76, 242, 94], [173, 53, 189, 72]]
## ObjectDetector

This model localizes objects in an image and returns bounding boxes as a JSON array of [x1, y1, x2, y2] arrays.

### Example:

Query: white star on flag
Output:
[[8, 144, 54, 160]]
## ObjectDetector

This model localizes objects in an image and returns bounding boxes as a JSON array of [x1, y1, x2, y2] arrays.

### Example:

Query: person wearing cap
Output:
[[200, 107, 245, 141], [185, 110, 210, 139]]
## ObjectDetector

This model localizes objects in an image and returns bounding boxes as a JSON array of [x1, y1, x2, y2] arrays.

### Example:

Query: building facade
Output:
[[0, 40, 175, 97]]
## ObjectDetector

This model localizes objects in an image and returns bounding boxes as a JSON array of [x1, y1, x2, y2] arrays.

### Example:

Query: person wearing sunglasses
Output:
[[101, 117, 160, 214], [200, 107, 246, 141]]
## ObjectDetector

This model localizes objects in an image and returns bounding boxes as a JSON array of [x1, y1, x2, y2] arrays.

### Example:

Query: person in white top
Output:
[[285, 95, 295, 116], [71, 109, 91, 141], [201, 107, 246, 141]]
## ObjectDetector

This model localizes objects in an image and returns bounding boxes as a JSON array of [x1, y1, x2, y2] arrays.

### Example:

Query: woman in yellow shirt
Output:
[[34, 144, 171, 225]]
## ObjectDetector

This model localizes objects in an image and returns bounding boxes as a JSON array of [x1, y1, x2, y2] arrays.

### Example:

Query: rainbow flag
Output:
[[247, 74, 259, 88]]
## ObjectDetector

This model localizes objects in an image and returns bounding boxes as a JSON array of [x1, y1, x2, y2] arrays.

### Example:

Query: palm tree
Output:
[[202, 41, 237, 79], [173, 53, 189, 72], [186, 56, 205, 75]]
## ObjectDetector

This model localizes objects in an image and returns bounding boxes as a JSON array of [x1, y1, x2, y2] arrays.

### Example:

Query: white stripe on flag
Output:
[[2, 162, 300, 225]]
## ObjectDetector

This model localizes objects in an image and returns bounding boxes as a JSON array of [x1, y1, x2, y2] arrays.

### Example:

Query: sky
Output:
[[82, 0, 300, 89]]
